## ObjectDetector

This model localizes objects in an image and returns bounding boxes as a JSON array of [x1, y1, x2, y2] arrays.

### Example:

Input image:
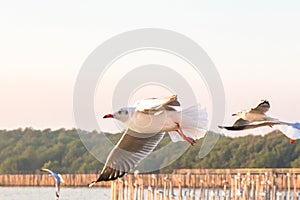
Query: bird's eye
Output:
[[118, 111, 122, 114], [125, 110, 128, 115]]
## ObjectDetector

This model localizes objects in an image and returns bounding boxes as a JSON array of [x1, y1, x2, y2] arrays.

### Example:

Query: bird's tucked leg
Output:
[[175, 123, 195, 146]]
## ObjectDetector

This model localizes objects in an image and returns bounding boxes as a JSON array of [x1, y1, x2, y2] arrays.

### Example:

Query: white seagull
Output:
[[219, 100, 300, 144], [219, 100, 280, 130], [89, 95, 208, 186], [40, 168, 64, 199], [231, 100, 278, 122]]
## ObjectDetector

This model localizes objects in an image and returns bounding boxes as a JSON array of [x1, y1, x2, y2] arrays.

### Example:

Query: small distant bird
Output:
[[88, 95, 208, 186], [219, 100, 300, 144], [219, 100, 280, 130], [231, 100, 278, 122], [40, 168, 64, 199]]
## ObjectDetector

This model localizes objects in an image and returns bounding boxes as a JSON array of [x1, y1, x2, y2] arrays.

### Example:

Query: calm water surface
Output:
[[0, 187, 110, 200], [1, 187, 295, 200]]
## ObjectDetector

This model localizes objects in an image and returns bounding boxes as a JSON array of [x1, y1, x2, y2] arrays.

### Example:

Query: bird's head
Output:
[[103, 107, 134, 123], [232, 110, 245, 117]]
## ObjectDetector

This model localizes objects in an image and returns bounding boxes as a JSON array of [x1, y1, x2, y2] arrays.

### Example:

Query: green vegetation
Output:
[[0, 128, 299, 174]]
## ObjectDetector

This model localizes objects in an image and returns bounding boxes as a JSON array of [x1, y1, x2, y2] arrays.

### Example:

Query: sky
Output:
[[0, 0, 300, 135]]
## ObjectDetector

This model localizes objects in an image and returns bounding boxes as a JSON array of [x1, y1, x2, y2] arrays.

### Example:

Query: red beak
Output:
[[103, 114, 114, 119]]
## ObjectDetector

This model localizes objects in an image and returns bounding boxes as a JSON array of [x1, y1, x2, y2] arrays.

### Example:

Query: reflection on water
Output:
[[0, 187, 110, 200], [1, 187, 298, 200]]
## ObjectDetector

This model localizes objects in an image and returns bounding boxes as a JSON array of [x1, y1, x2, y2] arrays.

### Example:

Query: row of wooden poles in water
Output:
[[1, 169, 300, 199], [111, 169, 300, 200]]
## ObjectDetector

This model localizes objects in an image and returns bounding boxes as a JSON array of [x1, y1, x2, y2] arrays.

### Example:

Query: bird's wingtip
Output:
[[218, 125, 226, 129], [88, 181, 96, 188]]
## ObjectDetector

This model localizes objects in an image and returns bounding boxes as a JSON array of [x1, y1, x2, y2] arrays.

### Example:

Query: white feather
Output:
[[278, 125, 300, 140], [180, 105, 208, 140], [58, 174, 64, 183], [168, 105, 208, 142]]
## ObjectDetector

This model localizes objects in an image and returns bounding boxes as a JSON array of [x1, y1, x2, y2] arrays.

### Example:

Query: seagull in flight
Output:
[[219, 100, 280, 130], [40, 168, 64, 199], [231, 100, 278, 122], [89, 95, 208, 186], [219, 100, 300, 144]]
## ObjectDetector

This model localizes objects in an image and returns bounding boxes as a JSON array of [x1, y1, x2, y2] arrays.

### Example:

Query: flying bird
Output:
[[218, 119, 281, 131], [219, 100, 280, 130], [89, 95, 208, 186], [40, 168, 64, 199], [219, 100, 300, 144], [231, 100, 278, 122]]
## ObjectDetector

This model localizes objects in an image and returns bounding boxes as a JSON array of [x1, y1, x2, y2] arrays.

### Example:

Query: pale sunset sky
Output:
[[0, 0, 300, 134]]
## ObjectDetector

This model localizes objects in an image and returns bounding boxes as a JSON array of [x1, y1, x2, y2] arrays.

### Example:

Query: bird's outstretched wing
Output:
[[278, 124, 300, 140], [249, 100, 270, 114], [219, 119, 281, 131], [136, 95, 180, 114], [40, 168, 53, 174], [89, 129, 164, 187], [58, 174, 64, 183]]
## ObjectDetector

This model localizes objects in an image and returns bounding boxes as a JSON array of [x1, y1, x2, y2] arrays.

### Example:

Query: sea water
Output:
[[0, 187, 111, 200]]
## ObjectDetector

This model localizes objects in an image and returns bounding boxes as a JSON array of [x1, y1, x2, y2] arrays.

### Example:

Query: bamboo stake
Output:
[[293, 174, 297, 200], [287, 173, 290, 200]]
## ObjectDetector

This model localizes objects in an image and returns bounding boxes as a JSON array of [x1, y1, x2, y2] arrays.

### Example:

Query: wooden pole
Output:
[[211, 175, 215, 200], [111, 181, 116, 200], [178, 176, 183, 200], [255, 175, 260, 200], [124, 179, 128, 200], [265, 172, 270, 200], [118, 179, 124, 200], [151, 174, 156, 200], [222, 180, 227, 200], [163, 176, 169, 200], [250, 178, 255, 200], [169, 179, 175, 200], [191, 175, 196, 200], [293, 174, 297, 200], [271, 173, 277, 200], [234, 174, 239, 200], [287, 173, 291, 200], [130, 176, 134, 200], [230, 176, 234, 200]]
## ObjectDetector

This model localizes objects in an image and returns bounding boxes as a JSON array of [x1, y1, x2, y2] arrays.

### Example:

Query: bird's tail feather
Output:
[[168, 104, 208, 142]]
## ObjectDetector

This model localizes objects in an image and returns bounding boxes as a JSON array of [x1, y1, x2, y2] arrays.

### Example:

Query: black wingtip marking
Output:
[[93, 167, 127, 183], [218, 126, 246, 131], [259, 100, 270, 106]]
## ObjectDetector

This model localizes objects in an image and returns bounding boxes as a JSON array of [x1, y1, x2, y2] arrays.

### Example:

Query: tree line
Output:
[[0, 128, 299, 174]]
